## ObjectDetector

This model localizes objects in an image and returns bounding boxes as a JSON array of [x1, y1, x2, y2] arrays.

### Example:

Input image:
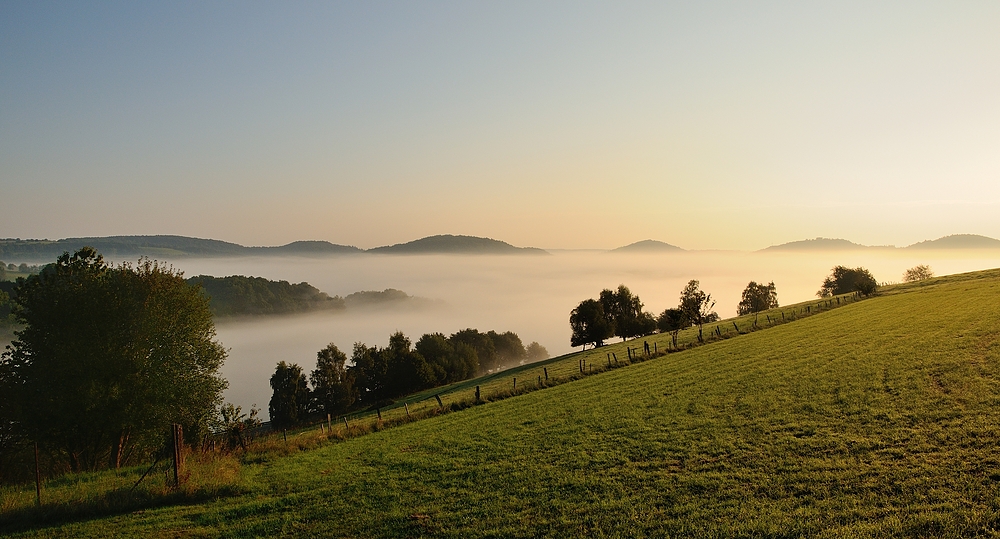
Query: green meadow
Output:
[[4, 269, 1000, 537]]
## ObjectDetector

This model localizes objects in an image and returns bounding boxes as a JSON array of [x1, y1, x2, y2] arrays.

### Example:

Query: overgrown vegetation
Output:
[[0, 248, 228, 481]]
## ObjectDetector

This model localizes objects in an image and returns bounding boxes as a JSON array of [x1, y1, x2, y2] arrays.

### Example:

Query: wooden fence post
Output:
[[376, 408, 382, 421], [327, 414, 332, 432], [343, 416, 349, 429], [404, 402, 410, 416], [171, 423, 183, 487], [513, 378, 517, 390], [34, 441, 41, 506], [435, 394, 443, 408], [544, 367, 548, 380]]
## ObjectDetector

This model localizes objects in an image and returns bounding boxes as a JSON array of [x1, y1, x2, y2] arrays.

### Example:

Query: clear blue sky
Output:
[[2, 1, 999, 249]]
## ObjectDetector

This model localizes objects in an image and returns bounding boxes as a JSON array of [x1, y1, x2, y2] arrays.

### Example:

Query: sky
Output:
[[2, 1, 999, 251]]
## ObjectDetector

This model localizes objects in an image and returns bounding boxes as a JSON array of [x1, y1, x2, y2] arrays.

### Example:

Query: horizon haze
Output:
[[2, 3, 1000, 250]]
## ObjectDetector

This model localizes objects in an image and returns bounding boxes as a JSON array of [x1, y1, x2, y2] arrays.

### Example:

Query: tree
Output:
[[310, 343, 356, 417], [657, 308, 687, 348], [525, 341, 549, 362], [817, 266, 878, 297], [599, 285, 655, 341], [569, 298, 614, 349], [487, 330, 527, 367], [268, 361, 310, 430], [737, 281, 778, 326], [903, 265, 933, 282], [450, 328, 499, 373], [416, 333, 478, 384], [678, 280, 717, 343], [1, 247, 227, 471]]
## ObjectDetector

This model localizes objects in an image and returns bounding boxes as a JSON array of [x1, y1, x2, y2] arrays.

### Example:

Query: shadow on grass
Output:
[[0, 483, 243, 535]]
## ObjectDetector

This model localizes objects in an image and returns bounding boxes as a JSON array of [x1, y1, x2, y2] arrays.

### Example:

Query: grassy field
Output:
[[4, 269, 1000, 537]]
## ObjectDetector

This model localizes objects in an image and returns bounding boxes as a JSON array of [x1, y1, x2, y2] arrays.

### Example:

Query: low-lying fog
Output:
[[164, 249, 1000, 418], [7, 250, 1000, 419]]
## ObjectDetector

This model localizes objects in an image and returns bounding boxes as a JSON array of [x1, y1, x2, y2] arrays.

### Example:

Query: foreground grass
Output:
[[5, 270, 1000, 537]]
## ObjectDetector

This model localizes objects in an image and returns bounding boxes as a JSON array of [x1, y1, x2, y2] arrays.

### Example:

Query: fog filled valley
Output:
[[30, 248, 987, 419]]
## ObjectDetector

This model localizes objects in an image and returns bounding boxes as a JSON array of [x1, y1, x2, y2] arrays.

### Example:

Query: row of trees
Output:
[[573, 265, 890, 351], [570, 281, 724, 349], [269, 330, 549, 429]]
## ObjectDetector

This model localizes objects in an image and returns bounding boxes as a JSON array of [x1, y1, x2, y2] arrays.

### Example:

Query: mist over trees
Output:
[[268, 328, 542, 425], [0, 248, 227, 473], [188, 275, 345, 316]]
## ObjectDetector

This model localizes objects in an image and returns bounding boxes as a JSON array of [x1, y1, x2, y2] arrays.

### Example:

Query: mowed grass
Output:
[[6, 269, 1000, 537]]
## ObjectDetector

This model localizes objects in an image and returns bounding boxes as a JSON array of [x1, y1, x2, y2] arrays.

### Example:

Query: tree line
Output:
[[268, 330, 549, 429], [570, 265, 887, 350]]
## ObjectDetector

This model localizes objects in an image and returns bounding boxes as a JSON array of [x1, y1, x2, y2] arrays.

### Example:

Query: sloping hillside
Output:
[[5, 269, 1000, 537]]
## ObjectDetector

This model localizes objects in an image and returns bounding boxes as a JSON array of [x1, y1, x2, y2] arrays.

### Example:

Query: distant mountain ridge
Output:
[[761, 234, 1000, 252], [367, 235, 548, 255], [611, 240, 684, 253], [0, 234, 548, 261], [906, 234, 1000, 250], [760, 238, 877, 252], [0, 235, 362, 261]]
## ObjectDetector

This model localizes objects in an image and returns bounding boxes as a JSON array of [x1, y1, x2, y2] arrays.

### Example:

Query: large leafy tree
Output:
[[487, 330, 527, 367], [1, 247, 227, 472], [415, 333, 478, 385], [678, 280, 718, 343], [817, 266, 878, 297], [737, 281, 779, 325], [310, 343, 356, 417], [569, 298, 614, 349], [269, 361, 310, 429], [450, 328, 499, 374], [599, 285, 655, 340]]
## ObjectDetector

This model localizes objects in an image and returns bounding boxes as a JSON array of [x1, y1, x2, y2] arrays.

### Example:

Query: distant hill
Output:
[[760, 238, 882, 252], [611, 240, 684, 253], [0, 235, 362, 261], [187, 276, 422, 317], [906, 234, 1000, 250], [187, 275, 345, 317], [368, 235, 549, 255]]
